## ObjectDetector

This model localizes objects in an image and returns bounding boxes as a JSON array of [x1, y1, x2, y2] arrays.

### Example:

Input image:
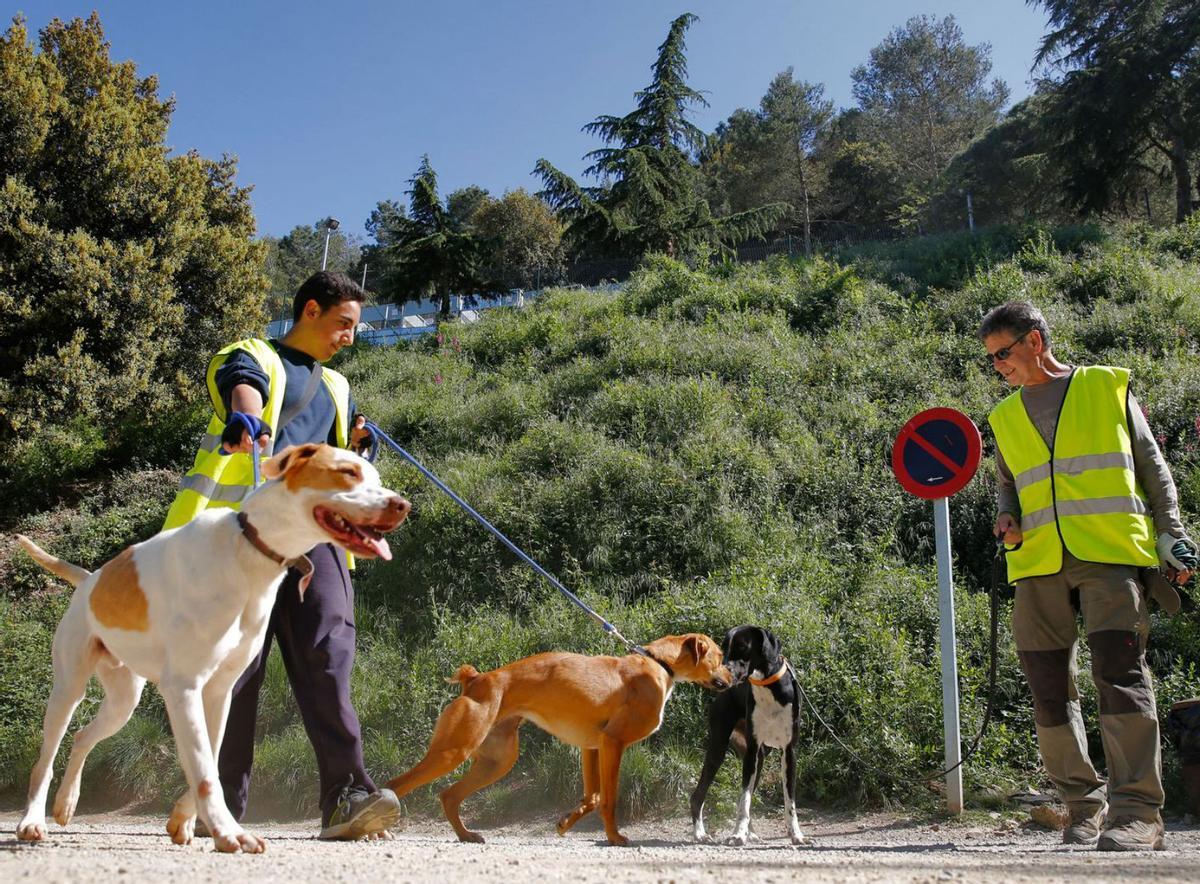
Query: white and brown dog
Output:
[[14, 443, 409, 853]]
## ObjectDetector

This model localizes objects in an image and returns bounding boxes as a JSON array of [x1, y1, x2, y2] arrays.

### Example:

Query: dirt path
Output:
[[2, 811, 1197, 883]]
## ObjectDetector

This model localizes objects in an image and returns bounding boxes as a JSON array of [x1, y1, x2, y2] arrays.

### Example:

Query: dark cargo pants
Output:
[[1013, 551, 1163, 820], [217, 542, 376, 821]]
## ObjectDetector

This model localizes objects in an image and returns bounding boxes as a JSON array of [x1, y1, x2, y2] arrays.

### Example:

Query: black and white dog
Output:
[[690, 625, 804, 845]]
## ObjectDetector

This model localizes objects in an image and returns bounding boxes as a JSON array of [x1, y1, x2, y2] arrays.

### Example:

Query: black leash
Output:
[[792, 540, 1004, 786], [363, 420, 658, 661]]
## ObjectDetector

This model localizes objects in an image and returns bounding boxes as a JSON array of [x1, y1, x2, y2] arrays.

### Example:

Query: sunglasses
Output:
[[986, 331, 1029, 363]]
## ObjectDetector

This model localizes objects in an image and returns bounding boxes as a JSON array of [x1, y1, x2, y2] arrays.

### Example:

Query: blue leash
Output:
[[364, 420, 649, 658]]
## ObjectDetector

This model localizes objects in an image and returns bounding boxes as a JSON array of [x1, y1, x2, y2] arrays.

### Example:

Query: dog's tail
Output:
[[445, 664, 481, 691], [15, 535, 90, 587]]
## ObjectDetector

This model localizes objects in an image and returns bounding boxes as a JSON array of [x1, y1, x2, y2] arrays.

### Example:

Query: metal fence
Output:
[[267, 289, 546, 345]]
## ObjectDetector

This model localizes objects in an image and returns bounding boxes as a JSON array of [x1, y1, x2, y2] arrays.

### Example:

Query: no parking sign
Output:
[[891, 407, 982, 499], [891, 407, 982, 815]]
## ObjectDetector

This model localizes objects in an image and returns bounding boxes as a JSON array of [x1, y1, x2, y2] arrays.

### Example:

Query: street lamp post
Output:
[[321, 217, 341, 271]]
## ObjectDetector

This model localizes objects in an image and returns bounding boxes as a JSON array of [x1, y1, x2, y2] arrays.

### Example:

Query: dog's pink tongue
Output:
[[370, 536, 392, 561]]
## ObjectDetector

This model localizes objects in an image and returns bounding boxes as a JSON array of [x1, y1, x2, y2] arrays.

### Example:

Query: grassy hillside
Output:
[[4, 220, 1200, 825]]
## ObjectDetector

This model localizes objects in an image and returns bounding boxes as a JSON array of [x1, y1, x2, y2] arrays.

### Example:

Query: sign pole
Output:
[[933, 495, 963, 814], [892, 406, 980, 815]]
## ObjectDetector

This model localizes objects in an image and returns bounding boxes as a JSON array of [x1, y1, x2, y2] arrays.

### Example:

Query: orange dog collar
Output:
[[748, 659, 788, 687]]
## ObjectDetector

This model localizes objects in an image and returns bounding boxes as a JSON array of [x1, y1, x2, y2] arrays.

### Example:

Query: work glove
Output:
[[219, 412, 272, 455], [1157, 532, 1199, 580]]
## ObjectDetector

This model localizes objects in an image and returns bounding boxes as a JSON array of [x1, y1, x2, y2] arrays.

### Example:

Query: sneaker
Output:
[[318, 781, 401, 841], [1062, 801, 1106, 845], [1097, 814, 1165, 852]]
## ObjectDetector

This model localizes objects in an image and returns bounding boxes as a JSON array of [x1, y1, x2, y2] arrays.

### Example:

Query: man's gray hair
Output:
[[978, 301, 1052, 349]]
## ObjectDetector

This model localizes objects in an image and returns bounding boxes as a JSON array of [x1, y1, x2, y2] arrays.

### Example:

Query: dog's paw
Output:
[[457, 830, 485, 844], [725, 832, 749, 847], [166, 811, 196, 845], [790, 830, 806, 846], [17, 820, 48, 842], [607, 832, 630, 847], [52, 789, 79, 826], [212, 827, 266, 854], [693, 831, 714, 844]]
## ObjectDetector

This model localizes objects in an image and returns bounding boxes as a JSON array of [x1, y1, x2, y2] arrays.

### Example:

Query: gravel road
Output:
[[3, 810, 1197, 883]]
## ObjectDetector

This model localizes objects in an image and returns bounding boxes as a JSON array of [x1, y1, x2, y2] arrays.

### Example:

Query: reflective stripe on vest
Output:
[[162, 339, 351, 531], [988, 365, 1157, 582]]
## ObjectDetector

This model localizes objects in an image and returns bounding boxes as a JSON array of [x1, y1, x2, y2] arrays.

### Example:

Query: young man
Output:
[[979, 301, 1195, 852], [163, 271, 397, 840]]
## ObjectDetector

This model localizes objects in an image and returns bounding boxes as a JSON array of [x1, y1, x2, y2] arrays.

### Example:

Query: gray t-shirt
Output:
[[994, 370, 1183, 536]]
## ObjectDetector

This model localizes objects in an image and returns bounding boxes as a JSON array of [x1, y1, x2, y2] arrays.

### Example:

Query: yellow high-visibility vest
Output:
[[162, 338, 350, 533], [988, 365, 1156, 582]]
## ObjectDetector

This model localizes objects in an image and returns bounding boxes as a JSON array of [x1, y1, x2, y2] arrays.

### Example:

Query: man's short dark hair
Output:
[[978, 301, 1052, 350], [292, 271, 365, 322]]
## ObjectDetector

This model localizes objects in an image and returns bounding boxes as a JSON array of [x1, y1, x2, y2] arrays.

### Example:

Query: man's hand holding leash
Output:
[[994, 511, 1023, 546], [218, 412, 272, 456]]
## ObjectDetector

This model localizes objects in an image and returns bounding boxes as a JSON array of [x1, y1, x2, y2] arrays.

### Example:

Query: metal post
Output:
[[360, 262, 368, 292], [966, 191, 975, 233], [934, 495, 964, 814]]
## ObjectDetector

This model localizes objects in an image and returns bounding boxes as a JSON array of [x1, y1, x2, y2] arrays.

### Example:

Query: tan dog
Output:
[[15, 444, 409, 853], [386, 634, 733, 846]]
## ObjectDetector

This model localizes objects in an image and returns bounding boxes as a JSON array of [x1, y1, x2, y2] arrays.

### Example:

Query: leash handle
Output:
[[365, 421, 641, 654]]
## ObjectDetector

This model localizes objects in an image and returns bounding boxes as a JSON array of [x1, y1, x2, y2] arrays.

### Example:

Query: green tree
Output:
[[0, 14, 267, 449], [357, 199, 406, 298], [933, 94, 1068, 228], [818, 109, 908, 238], [702, 71, 834, 254], [262, 219, 361, 320], [445, 185, 490, 230], [535, 13, 785, 259], [472, 189, 566, 289], [375, 156, 486, 317], [851, 15, 1009, 230], [1031, 0, 1200, 222]]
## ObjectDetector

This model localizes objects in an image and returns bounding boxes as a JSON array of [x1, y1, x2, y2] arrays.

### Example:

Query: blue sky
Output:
[[12, 1, 1050, 238]]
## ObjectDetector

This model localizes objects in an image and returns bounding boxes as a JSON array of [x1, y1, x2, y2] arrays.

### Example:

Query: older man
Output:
[[980, 301, 1194, 851]]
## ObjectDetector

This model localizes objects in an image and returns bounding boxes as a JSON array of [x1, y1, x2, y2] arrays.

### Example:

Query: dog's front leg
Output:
[[727, 741, 763, 846], [783, 743, 804, 845], [597, 735, 630, 846], [166, 668, 238, 846], [160, 676, 264, 854], [690, 715, 736, 843]]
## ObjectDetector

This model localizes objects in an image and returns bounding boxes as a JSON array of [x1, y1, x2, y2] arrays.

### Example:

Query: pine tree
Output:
[[376, 156, 485, 317], [535, 14, 785, 260], [1032, 0, 1200, 222]]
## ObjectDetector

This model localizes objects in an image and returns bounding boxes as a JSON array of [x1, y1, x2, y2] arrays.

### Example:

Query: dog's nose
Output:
[[709, 671, 733, 691], [384, 495, 411, 526]]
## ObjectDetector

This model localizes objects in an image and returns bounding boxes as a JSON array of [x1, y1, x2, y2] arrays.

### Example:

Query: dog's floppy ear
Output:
[[683, 634, 705, 665], [262, 443, 322, 480], [762, 628, 782, 661], [721, 626, 739, 658]]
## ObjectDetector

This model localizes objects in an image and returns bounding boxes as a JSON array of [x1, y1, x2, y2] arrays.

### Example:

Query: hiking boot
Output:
[[318, 781, 401, 841], [1062, 801, 1106, 846], [1097, 814, 1165, 852]]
